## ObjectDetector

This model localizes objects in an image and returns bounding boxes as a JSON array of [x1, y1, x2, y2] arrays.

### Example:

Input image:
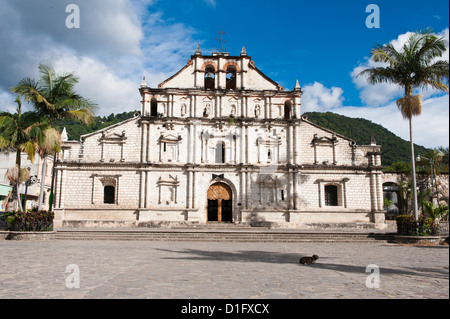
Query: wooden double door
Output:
[[207, 183, 232, 222]]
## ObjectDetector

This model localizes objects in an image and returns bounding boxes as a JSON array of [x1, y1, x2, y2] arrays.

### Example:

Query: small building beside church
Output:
[[53, 46, 385, 229]]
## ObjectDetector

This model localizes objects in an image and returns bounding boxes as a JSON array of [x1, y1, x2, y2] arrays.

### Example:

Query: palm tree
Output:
[[11, 64, 96, 126], [37, 127, 62, 211], [0, 97, 45, 212], [10, 64, 96, 210], [358, 29, 449, 220]]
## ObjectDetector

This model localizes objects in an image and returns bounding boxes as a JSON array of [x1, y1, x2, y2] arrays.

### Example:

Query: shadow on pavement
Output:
[[156, 248, 449, 280]]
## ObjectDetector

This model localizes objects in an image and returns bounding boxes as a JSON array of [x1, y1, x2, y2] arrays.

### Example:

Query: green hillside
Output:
[[303, 112, 430, 166], [53, 111, 137, 142], [53, 110, 431, 167]]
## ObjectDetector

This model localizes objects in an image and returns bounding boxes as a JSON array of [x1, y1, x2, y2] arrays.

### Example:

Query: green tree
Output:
[[358, 29, 449, 220], [0, 97, 45, 212], [436, 146, 449, 172], [11, 64, 96, 210]]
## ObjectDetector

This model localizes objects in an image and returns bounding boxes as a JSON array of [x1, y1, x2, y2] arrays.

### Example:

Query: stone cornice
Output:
[[55, 161, 381, 174]]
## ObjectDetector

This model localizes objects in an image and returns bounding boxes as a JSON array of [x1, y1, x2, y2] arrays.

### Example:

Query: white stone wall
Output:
[[54, 50, 384, 229]]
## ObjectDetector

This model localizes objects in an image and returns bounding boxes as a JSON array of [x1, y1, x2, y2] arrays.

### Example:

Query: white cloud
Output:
[[0, 91, 17, 114], [52, 54, 140, 115], [351, 62, 403, 106], [140, 11, 199, 86], [301, 82, 344, 112], [333, 95, 449, 149], [0, 0, 199, 117]]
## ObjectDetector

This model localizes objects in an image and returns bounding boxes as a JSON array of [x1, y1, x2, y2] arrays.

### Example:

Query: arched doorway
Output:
[[207, 182, 232, 222], [383, 182, 402, 220]]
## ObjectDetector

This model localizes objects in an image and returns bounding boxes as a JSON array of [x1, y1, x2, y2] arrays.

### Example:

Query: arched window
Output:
[[284, 100, 292, 119], [104, 186, 115, 204], [151, 98, 158, 117], [226, 66, 237, 90], [325, 185, 338, 206], [215, 141, 225, 164], [204, 66, 215, 90]]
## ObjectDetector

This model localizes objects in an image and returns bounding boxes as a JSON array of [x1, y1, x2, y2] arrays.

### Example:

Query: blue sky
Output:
[[144, 0, 449, 104], [0, 0, 448, 148]]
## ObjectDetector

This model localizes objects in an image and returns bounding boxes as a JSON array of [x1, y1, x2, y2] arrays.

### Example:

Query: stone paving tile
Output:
[[0, 240, 447, 299]]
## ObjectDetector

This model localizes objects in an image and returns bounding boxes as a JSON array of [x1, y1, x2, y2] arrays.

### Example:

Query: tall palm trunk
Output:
[[409, 117, 419, 220], [38, 153, 48, 211], [15, 150, 24, 213]]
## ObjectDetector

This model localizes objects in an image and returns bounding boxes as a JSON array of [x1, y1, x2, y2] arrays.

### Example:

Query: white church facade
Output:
[[53, 47, 386, 229]]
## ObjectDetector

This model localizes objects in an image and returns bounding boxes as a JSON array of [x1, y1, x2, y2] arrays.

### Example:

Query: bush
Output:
[[0, 212, 6, 230], [423, 200, 449, 221], [3, 209, 54, 231], [396, 214, 439, 236]]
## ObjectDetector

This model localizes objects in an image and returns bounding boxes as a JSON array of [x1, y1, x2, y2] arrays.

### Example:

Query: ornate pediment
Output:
[[99, 130, 127, 143], [312, 134, 337, 146], [157, 174, 180, 186], [259, 175, 278, 187], [157, 174, 180, 205], [159, 134, 182, 144]]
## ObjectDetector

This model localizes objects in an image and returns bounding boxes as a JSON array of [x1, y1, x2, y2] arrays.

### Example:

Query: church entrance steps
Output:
[[54, 229, 396, 243], [170, 223, 268, 231]]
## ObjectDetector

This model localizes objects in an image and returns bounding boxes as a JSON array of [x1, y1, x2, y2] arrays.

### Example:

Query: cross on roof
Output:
[[214, 30, 228, 52]]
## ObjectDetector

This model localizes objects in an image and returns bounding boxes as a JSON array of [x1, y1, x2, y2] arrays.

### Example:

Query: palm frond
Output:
[[38, 64, 55, 93], [371, 43, 401, 65], [0, 136, 11, 148], [357, 67, 400, 85], [361, 30, 449, 102], [415, 34, 448, 65], [19, 140, 38, 162], [420, 79, 449, 92], [11, 79, 55, 111], [12, 64, 96, 126], [66, 108, 95, 125]]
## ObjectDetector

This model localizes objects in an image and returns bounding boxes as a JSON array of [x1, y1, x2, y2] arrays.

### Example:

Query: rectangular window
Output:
[[325, 185, 338, 206], [104, 186, 115, 204]]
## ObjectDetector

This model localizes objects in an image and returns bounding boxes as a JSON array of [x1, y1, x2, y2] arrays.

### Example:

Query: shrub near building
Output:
[[396, 214, 439, 236], [2, 208, 54, 231]]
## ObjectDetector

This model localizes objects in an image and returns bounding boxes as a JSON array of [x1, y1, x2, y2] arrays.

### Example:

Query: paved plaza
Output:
[[0, 240, 448, 300]]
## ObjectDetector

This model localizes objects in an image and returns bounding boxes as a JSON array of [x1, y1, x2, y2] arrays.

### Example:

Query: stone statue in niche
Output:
[[230, 104, 236, 115], [203, 104, 210, 117], [255, 104, 260, 118]]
